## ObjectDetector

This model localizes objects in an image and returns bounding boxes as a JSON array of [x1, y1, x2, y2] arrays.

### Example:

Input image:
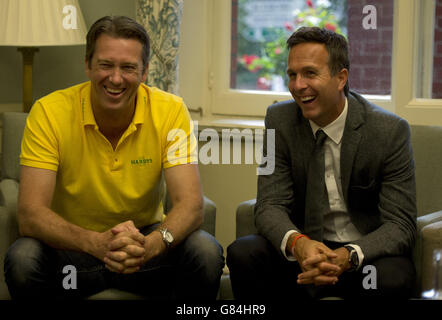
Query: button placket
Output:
[[110, 152, 119, 171]]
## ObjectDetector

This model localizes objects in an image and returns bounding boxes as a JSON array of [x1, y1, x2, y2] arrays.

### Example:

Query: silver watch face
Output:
[[160, 228, 174, 244], [164, 231, 174, 243]]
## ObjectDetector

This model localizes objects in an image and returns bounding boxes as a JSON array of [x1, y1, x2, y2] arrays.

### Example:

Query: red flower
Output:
[[274, 47, 282, 55], [324, 22, 336, 32], [306, 0, 313, 8], [284, 22, 293, 31], [242, 54, 259, 66]]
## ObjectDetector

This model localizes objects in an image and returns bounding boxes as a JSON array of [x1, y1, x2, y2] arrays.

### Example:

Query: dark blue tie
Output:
[[304, 129, 329, 241]]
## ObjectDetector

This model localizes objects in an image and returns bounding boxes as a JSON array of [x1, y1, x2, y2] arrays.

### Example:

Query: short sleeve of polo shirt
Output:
[[162, 101, 198, 168], [20, 101, 60, 172]]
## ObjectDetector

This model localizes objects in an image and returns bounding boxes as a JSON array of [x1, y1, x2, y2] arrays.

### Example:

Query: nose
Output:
[[291, 74, 308, 93], [109, 67, 123, 86]]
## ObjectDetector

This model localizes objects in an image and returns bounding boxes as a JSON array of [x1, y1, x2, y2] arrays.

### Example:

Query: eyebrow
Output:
[[96, 59, 138, 67], [286, 65, 318, 74]]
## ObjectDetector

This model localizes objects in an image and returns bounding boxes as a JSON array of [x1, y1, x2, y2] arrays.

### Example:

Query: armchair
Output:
[[0, 112, 217, 299]]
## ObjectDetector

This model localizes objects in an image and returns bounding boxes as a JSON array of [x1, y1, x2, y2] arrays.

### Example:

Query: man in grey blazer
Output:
[[227, 27, 416, 299]]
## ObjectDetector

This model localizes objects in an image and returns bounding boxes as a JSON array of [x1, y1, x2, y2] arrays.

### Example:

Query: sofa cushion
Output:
[[411, 125, 442, 217]]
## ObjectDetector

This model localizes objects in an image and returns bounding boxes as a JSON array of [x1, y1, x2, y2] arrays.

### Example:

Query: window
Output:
[[232, 0, 347, 92], [210, 0, 395, 116], [179, 0, 442, 124], [231, 0, 394, 97]]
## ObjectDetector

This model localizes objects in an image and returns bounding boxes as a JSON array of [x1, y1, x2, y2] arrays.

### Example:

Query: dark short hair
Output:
[[287, 27, 349, 96], [85, 16, 150, 72]]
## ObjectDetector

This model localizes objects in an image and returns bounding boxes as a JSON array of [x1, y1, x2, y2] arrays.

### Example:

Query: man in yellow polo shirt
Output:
[[4, 16, 224, 300]]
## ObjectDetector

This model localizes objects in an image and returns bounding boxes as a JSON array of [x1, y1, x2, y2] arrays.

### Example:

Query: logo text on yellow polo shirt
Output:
[[130, 157, 153, 165]]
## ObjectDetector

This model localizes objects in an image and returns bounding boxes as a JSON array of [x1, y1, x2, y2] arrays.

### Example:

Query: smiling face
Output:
[[85, 34, 148, 116], [287, 42, 347, 127]]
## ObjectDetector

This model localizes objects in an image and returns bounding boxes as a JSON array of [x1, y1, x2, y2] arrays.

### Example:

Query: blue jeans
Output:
[[4, 224, 225, 300]]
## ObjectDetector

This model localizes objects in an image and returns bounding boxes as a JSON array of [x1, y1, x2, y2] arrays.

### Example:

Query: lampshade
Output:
[[0, 0, 87, 46]]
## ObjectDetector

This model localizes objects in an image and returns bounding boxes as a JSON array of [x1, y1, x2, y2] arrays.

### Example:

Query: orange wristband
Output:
[[290, 234, 309, 253]]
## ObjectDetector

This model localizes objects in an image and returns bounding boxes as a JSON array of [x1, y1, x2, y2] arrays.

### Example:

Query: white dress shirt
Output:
[[281, 98, 364, 268]]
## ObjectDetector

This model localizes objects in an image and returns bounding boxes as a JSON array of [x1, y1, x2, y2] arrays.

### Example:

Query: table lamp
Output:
[[0, 0, 87, 112]]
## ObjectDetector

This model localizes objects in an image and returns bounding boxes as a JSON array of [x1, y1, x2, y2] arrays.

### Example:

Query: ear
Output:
[[141, 63, 149, 82], [337, 68, 348, 92]]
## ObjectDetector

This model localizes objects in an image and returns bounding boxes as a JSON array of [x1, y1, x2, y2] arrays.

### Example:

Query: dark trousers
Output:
[[4, 224, 225, 300], [227, 234, 415, 300]]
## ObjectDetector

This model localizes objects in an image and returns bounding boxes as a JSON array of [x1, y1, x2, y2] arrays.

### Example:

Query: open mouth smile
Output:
[[299, 95, 317, 104], [104, 86, 126, 97]]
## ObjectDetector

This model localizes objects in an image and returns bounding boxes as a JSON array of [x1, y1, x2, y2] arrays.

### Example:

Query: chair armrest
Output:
[[0, 205, 19, 299], [163, 187, 217, 237], [414, 210, 442, 295], [236, 199, 257, 239], [417, 210, 442, 230], [420, 219, 442, 293], [0, 205, 19, 255], [201, 196, 216, 237], [0, 179, 19, 210]]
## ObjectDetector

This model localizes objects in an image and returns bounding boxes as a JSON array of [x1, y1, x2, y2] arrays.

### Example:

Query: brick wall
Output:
[[347, 0, 394, 95], [433, 0, 442, 98]]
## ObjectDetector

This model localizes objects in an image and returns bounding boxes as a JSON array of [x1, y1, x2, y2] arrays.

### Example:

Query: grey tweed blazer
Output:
[[255, 91, 417, 263]]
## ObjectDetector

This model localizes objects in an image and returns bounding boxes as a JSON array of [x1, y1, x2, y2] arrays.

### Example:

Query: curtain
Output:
[[136, 0, 183, 94]]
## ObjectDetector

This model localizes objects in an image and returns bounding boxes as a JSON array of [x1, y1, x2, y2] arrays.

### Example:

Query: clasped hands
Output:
[[98, 220, 163, 274], [292, 237, 349, 286]]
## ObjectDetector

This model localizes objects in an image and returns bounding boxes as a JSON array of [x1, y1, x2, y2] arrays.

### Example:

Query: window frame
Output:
[[416, 0, 436, 99], [393, 0, 442, 125]]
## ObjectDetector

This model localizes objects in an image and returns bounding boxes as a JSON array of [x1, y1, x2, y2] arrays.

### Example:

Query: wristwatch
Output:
[[344, 245, 359, 272], [157, 227, 174, 248]]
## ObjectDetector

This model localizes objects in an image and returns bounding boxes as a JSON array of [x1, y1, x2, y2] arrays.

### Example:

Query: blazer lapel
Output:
[[340, 94, 365, 204]]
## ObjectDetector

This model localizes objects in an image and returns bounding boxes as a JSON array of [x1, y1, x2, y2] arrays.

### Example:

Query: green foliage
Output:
[[236, 0, 347, 90], [294, 0, 344, 34]]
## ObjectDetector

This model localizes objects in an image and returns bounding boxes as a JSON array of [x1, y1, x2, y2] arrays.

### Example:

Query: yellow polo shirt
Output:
[[20, 82, 197, 232]]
